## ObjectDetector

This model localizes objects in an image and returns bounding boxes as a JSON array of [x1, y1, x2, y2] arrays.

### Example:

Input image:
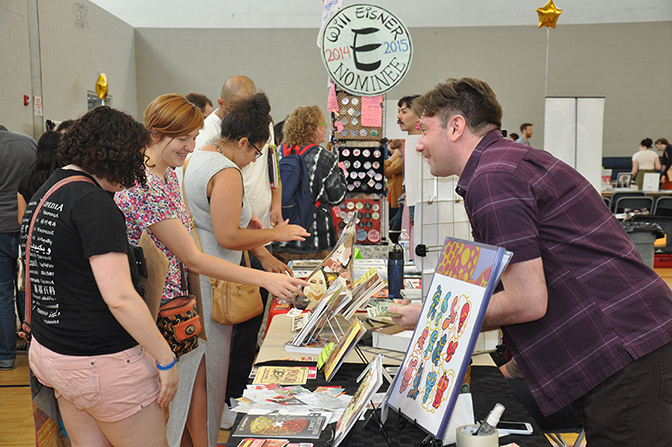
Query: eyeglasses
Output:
[[250, 142, 263, 160]]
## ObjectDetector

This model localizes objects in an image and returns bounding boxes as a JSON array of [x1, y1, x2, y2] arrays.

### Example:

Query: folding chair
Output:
[[613, 196, 653, 214], [609, 191, 645, 212], [653, 196, 672, 216]]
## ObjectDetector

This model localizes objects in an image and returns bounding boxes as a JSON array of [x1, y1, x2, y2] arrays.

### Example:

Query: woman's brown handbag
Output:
[[181, 156, 263, 326], [210, 251, 263, 325], [156, 263, 201, 356]]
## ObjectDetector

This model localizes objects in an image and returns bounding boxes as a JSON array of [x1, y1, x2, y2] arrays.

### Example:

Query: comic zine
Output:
[[386, 237, 511, 439]]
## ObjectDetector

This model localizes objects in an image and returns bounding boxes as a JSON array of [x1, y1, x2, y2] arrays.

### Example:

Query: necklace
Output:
[[213, 142, 224, 155]]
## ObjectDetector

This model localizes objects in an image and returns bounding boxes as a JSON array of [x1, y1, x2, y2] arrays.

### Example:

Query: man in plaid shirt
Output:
[[391, 77, 672, 446]]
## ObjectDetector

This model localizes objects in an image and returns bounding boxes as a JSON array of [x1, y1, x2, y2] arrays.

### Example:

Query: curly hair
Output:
[[282, 105, 324, 147], [144, 94, 204, 138], [220, 92, 272, 146], [58, 106, 150, 188]]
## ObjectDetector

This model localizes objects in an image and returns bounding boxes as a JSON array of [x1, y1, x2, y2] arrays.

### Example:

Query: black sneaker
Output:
[[16, 342, 27, 354], [0, 360, 15, 371]]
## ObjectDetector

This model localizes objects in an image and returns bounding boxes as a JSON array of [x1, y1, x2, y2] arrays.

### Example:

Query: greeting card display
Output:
[[386, 237, 511, 439]]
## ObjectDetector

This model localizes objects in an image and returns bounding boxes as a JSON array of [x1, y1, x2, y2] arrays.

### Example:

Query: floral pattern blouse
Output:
[[114, 166, 191, 301]]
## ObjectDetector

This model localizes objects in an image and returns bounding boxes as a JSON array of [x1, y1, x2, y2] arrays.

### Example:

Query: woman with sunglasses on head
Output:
[[23, 107, 178, 447], [114, 94, 306, 447]]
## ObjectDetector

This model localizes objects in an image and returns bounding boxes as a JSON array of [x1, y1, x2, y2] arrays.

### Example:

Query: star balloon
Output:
[[95, 73, 108, 100], [536, 0, 563, 28]]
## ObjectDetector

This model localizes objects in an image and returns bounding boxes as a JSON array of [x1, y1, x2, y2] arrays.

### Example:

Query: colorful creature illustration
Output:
[[443, 295, 460, 330], [399, 358, 417, 393], [435, 291, 451, 324], [427, 285, 442, 320], [407, 361, 424, 400], [445, 340, 458, 363], [417, 327, 429, 350], [424, 329, 438, 358], [432, 334, 447, 366], [458, 302, 471, 333], [433, 373, 450, 409], [422, 371, 437, 404]]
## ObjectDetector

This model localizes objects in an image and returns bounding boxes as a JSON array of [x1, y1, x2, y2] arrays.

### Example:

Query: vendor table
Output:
[[225, 361, 551, 447]]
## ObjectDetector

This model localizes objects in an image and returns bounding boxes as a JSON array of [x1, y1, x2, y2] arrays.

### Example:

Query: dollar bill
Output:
[[366, 302, 402, 319]]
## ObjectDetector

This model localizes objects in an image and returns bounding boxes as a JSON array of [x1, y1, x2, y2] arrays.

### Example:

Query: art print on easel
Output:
[[386, 237, 510, 439]]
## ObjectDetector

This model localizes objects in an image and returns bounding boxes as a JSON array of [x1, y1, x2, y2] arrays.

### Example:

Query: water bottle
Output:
[[399, 228, 410, 264], [388, 244, 404, 299], [474, 403, 505, 436]]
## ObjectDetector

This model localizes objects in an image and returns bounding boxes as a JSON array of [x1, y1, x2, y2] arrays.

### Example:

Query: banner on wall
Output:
[[320, 4, 413, 96]]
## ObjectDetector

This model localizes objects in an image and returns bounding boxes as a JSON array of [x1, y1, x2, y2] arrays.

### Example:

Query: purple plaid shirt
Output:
[[456, 130, 672, 415]]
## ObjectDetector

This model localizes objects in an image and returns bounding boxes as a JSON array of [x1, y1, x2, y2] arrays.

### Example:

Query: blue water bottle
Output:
[[388, 244, 404, 299]]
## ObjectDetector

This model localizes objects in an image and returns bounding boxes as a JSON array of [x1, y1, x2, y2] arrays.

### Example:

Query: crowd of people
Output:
[[1, 74, 671, 447]]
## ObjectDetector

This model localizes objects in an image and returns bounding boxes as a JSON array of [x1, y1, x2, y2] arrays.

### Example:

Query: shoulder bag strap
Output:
[[24, 175, 96, 328]]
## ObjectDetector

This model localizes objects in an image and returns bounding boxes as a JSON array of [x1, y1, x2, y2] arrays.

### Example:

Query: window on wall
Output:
[[87, 91, 112, 110]]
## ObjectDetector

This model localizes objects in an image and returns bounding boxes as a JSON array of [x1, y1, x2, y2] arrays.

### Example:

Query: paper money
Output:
[[366, 302, 402, 319]]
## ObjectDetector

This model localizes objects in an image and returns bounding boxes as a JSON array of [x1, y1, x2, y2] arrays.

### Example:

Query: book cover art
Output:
[[232, 413, 326, 439], [322, 318, 367, 382], [386, 237, 511, 439], [253, 366, 309, 385]]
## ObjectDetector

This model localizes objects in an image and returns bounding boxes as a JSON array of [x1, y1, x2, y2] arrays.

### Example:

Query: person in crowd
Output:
[[272, 105, 347, 263], [509, 132, 519, 141], [385, 139, 404, 243], [56, 119, 76, 134], [114, 94, 305, 447], [17, 131, 63, 223], [515, 123, 533, 146], [656, 138, 672, 188], [192, 76, 287, 430], [390, 77, 672, 446], [185, 93, 213, 117], [274, 119, 286, 145], [0, 124, 36, 371], [22, 106, 178, 446], [631, 137, 660, 190], [397, 95, 421, 135]]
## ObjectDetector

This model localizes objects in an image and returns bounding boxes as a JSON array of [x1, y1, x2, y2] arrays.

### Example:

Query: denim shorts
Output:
[[29, 337, 161, 422]]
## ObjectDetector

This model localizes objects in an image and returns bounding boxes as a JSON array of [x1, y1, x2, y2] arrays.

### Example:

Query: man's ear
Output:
[[217, 98, 224, 109], [448, 115, 466, 142]]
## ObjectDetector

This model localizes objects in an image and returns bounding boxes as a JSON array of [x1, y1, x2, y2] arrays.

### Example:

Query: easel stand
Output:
[[327, 398, 393, 447]]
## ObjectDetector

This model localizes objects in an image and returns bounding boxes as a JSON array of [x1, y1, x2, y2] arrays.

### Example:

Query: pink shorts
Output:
[[29, 337, 161, 422]]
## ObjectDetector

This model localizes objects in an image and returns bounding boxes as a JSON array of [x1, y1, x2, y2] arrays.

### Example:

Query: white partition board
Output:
[[544, 97, 605, 192]]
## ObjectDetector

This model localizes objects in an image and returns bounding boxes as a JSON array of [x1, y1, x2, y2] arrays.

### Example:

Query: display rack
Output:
[[331, 89, 388, 244]]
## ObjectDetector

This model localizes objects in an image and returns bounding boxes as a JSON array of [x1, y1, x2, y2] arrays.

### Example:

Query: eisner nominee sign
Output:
[[321, 4, 413, 96]]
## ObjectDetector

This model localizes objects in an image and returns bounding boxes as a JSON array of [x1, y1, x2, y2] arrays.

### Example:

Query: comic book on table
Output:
[[332, 355, 385, 447], [321, 317, 367, 382], [339, 266, 385, 320], [386, 237, 512, 439], [232, 413, 326, 439], [286, 276, 351, 351]]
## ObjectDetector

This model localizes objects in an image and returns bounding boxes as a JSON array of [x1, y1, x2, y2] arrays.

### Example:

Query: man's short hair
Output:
[[185, 93, 213, 114], [520, 123, 533, 132], [397, 95, 420, 109], [413, 78, 502, 135]]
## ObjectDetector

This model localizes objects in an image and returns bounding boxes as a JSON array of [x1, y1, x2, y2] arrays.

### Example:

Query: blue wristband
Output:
[[156, 354, 177, 370]]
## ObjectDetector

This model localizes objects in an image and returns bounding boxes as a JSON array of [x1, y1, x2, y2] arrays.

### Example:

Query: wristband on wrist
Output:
[[156, 353, 177, 370]]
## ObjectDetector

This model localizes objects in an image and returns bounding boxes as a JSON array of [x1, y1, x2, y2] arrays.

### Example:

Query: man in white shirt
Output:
[[193, 75, 282, 228]]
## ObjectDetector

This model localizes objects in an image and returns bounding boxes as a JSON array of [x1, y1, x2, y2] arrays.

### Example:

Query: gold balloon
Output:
[[95, 73, 108, 100], [536, 0, 563, 28]]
